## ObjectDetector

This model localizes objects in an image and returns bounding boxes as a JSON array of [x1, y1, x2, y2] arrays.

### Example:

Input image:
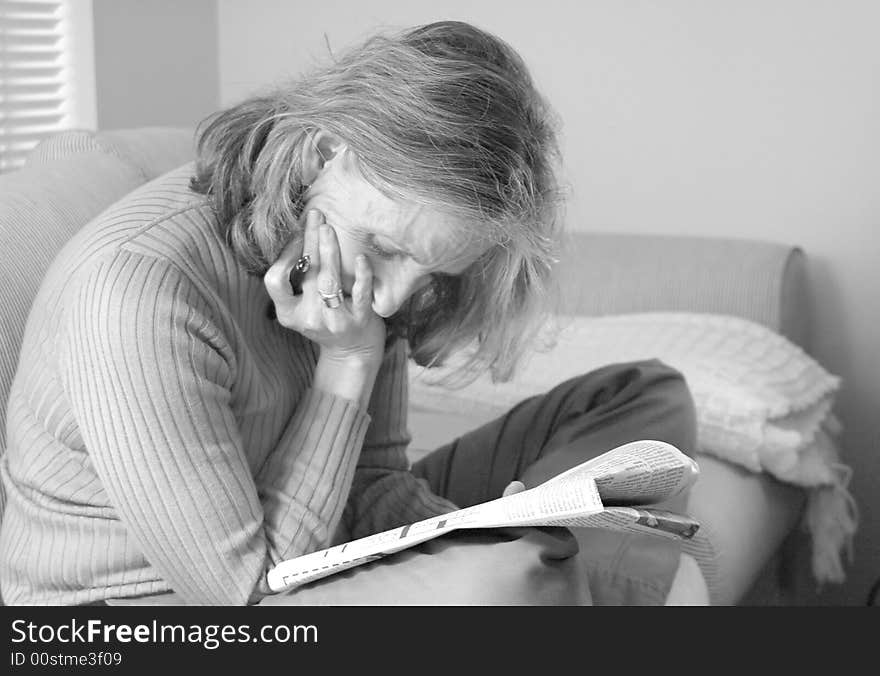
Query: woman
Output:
[[0, 21, 697, 605]]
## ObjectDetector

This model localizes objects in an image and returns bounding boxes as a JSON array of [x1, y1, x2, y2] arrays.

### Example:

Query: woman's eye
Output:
[[368, 237, 402, 260], [371, 246, 397, 259]]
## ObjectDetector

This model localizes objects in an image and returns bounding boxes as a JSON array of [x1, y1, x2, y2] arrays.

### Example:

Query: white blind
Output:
[[0, 0, 66, 172]]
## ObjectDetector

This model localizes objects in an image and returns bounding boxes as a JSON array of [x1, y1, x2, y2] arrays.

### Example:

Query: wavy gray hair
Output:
[[191, 20, 564, 383]]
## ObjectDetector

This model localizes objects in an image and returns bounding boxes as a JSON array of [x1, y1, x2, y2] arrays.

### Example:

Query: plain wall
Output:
[[219, 0, 880, 605], [92, 0, 219, 130]]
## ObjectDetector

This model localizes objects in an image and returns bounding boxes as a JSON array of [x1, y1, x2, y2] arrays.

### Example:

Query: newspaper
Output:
[[267, 439, 700, 593]]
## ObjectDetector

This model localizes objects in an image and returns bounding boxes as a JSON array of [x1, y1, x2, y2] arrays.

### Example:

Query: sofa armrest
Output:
[[556, 232, 809, 351], [685, 454, 805, 605]]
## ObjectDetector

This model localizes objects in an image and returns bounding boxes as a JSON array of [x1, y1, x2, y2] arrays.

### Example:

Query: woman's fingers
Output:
[[264, 209, 322, 302], [317, 223, 346, 326], [301, 209, 322, 268], [264, 210, 385, 359], [316, 223, 340, 298], [351, 254, 374, 323], [289, 209, 322, 295]]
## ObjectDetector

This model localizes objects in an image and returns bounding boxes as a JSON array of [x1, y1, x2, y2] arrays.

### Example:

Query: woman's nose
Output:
[[371, 267, 431, 318]]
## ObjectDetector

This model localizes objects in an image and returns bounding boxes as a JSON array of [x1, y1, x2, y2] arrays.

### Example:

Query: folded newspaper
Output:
[[267, 440, 700, 593]]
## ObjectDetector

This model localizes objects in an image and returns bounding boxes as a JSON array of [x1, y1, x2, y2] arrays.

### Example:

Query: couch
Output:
[[0, 127, 807, 605]]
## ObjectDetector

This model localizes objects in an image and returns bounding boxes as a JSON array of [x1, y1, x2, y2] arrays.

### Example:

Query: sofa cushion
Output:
[[0, 152, 145, 457], [2, 126, 195, 461], [410, 313, 841, 485]]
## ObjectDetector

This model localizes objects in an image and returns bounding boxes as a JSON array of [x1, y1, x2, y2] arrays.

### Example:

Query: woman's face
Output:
[[303, 149, 489, 318]]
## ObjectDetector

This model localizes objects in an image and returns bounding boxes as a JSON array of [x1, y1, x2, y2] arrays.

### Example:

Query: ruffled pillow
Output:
[[408, 313, 857, 586]]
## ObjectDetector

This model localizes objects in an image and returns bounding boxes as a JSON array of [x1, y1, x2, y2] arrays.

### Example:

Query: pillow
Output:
[[408, 312, 857, 585], [410, 313, 837, 482]]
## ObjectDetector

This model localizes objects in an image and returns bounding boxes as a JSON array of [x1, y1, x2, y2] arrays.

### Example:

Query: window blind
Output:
[[0, 0, 66, 172]]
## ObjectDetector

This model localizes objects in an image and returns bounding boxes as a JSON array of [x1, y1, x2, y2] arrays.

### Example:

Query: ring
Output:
[[319, 288, 344, 309], [289, 255, 311, 296]]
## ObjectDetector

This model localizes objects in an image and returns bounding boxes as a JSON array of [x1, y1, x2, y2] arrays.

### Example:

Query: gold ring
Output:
[[319, 288, 344, 309]]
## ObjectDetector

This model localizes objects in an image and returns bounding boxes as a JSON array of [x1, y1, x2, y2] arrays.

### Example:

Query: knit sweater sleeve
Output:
[[59, 251, 370, 605], [342, 337, 459, 540]]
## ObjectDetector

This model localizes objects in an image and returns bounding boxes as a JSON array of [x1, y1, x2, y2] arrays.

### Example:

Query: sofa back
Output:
[[555, 231, 808, 349], [0, 128, 194, 485]]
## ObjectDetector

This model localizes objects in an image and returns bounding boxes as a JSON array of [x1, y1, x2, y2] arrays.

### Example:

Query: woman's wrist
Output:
[[313, 351, 382, 409]]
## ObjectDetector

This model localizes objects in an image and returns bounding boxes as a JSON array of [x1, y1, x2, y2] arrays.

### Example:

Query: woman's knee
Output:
[[573, 360, 698, 514], [630, 360, 696, 452], [567, 359, 697, 458], [634, 359, 697, 458]]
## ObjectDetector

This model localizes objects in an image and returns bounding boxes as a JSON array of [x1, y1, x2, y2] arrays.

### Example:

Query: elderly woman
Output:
[[0, 21, 696, 605]]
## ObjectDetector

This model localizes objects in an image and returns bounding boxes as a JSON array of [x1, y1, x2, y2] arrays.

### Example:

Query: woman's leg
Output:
[[260, 360, 696, 606], [410, 359, 698, 605]]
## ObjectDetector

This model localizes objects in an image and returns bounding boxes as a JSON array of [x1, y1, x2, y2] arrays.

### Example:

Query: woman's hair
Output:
[[191, 20, 564, 383]]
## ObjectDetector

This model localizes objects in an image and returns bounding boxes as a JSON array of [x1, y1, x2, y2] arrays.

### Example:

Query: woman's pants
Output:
[[262, 359, 697, 606]]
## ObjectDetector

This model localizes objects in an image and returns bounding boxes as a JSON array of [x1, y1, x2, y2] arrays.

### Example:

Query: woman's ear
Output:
[[301, 130, 347, 185]]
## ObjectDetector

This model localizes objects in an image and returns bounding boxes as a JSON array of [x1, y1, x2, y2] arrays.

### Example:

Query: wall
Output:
[[217, 0, 879, 605], [92, 0, 219, 130]]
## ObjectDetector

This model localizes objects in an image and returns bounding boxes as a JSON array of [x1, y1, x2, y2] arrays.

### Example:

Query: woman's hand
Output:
[[265, 209, 387, 407], [265, 208, 387, 365]]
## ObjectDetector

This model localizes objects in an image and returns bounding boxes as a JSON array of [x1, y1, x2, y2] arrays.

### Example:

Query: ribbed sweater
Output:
[[0, 163, 459, 605]]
